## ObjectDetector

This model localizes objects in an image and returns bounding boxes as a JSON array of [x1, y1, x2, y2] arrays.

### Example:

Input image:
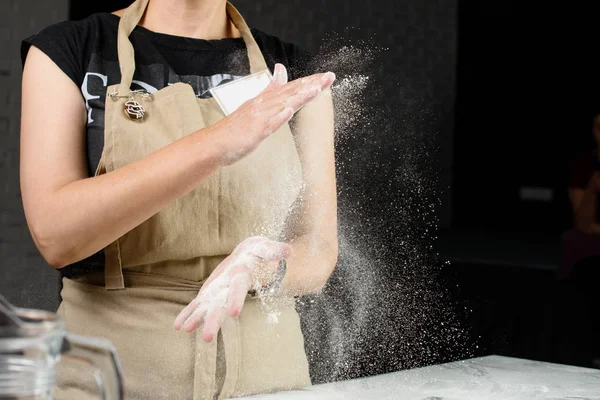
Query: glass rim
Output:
[[0, 307, 63, 338]]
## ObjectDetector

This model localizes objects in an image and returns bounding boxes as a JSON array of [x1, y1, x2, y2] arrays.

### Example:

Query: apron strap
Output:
[[116, 0, 149, 97], [116, 0, 269, 97], [192, 317, 240, 399], [104, 237, 125, 290], [218, 317, 241, 398], [194, 333, 219, 398], [107, 0, 271, 289], [225, 2, 268, 74]]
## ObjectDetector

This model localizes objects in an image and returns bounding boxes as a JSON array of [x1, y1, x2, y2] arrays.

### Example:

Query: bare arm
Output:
[[21, 47, 330, 268], [174, 87, 338, 337], [278, 89, 338, 295], [569, 172, 600, 234], [20, 46, 226, 268]]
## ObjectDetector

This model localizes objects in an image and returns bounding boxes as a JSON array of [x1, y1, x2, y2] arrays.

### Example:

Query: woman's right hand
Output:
[[209, 64, 336, 166]]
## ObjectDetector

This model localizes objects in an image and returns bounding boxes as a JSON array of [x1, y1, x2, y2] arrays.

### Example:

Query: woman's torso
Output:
[[21, 12, 312, 278]]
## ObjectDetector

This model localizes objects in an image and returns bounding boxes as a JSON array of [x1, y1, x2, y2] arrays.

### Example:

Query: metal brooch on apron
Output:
[[54, 0, 311, 399]]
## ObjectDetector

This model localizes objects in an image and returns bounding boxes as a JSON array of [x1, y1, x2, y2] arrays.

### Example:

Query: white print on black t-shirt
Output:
[[81, 70, 241, 124], [81, 72, 162, 124], [77, 54, 245, 175], [81, 72, 108, 124]]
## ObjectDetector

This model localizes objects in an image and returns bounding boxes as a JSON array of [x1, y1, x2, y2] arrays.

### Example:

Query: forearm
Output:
[[574, 184, 598, 232], [28, 127, 223, 268], [278, 233, 338, 296]]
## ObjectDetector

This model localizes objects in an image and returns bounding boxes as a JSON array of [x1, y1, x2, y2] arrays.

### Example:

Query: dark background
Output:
[[453, 2, 600, 234], [3, 0, 599, 387]]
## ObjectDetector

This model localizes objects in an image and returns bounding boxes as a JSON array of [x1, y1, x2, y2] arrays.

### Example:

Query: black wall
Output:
[[444, 0, 600, 373], [453, 1, 600, 233]]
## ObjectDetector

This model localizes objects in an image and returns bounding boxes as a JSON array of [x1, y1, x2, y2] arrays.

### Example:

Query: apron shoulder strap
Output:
[[115, 0, 268, 97]]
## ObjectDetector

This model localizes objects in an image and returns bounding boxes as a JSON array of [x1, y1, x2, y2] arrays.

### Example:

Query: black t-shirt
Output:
[[21, 12, 312, 278]]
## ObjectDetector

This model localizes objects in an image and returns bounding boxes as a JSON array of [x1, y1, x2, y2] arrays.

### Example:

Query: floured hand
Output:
[[173, 236, 292, 341], [211, 64, 335, 166]]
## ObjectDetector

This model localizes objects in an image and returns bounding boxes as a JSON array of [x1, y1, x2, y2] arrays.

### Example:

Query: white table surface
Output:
[[232, 355, 600, 399]]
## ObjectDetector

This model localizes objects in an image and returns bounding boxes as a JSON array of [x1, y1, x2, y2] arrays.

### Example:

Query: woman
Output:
[[555, 113, 600, 368], [20, 0, 338, 398], [560, 112, 600, 281], [568, 113, 600, 236]]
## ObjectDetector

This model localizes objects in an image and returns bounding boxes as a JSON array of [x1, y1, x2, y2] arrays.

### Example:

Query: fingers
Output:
[[258, 71, 334, 109], [311, 71, 336, 91], [276, 86, 321, 114], [273, 63, 288, 87], [262, 72, 335, 116], [195, 270, 250, 340], [237, 237, 293, 261], [264, 107, 294, 134], [278, 71, 334, 94], [320, 71, 336, 89], [202, 305, 228, 342], [174, 237, 293, 336], [273, 72, 336, 102], [181, 303, 208, 333], [227, 272, 251, 317], [173, 296, 225, 336], [251, 241, 293, 261], [175, 265, 251, 335], [173, 298, 199, 330], [265, 63, 289, 92], [228, 70, 335, 146], [197, 255, 234, 295]]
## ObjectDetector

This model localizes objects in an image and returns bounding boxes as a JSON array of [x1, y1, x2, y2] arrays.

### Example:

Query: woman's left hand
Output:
[[173, 236, 292, 341]]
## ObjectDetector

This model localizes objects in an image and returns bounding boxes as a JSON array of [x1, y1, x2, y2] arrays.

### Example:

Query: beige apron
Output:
[[55, 1, 310, 398]]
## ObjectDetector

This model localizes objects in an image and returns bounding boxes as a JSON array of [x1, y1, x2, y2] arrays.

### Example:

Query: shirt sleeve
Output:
[[282, 41, 315, 81], [21, 20, 85, 88], [251, 29, 315, 82]]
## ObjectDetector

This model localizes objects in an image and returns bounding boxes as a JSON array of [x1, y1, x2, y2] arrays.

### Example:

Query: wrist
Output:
[[193, 125, 229, 167], [248, 260, 287, 297]]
